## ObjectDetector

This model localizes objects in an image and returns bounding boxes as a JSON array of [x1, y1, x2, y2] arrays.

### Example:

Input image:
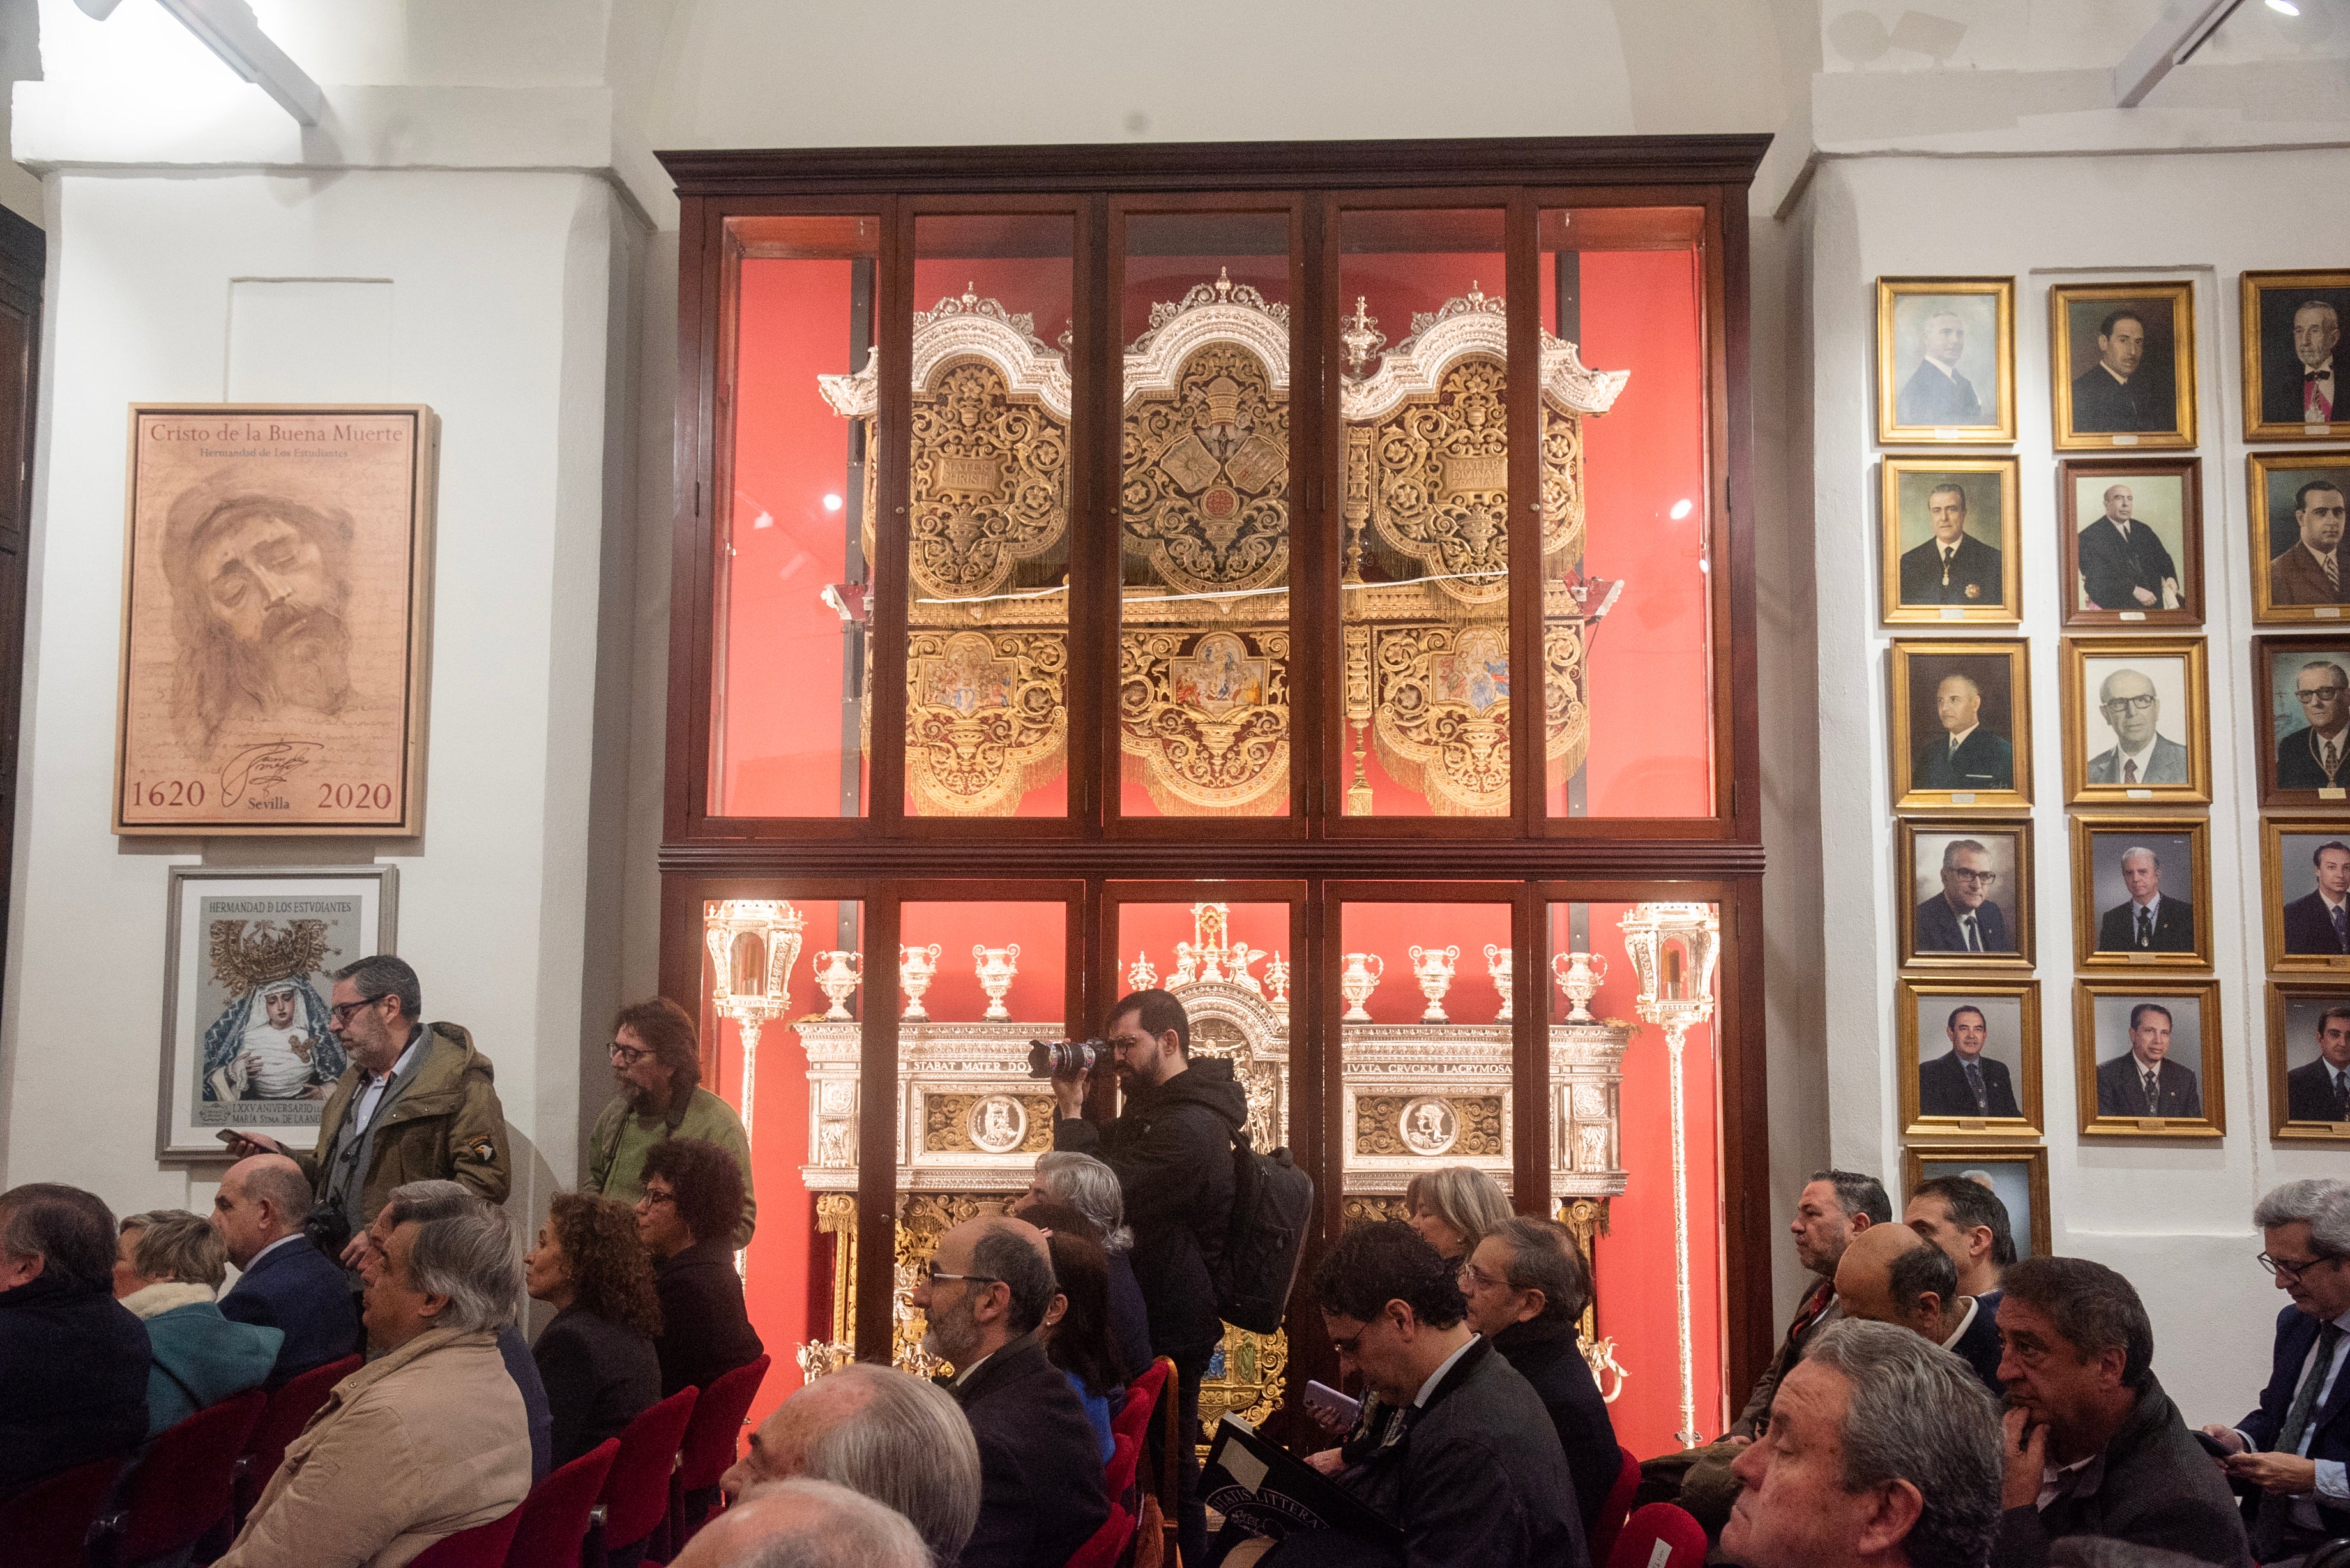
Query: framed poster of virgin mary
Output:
[[113, 405, 437, 835]]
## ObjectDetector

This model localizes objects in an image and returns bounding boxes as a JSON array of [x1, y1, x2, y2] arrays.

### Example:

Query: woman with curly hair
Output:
[[527, 1193, 663, 1464]]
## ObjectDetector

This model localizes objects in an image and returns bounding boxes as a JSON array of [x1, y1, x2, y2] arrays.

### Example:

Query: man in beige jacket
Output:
[[220, 1202, 532, 1567]]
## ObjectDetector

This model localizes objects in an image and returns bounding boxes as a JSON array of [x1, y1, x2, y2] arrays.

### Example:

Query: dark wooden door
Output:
[[0, 206, 45, 1018]]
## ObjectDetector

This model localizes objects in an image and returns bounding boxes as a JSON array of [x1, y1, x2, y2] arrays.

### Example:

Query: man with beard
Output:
[[584, 996, 754, 1248], [910, 1216, 1107, 1568], [163, 492, 358, 758]]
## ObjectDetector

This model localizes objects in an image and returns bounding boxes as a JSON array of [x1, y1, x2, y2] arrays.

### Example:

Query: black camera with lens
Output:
[[1027, 1037, 1109, 1080]]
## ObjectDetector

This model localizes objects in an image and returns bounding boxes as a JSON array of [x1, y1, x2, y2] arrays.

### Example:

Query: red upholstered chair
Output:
[[235, 1352, 363, 1527], [502, 1440, 618, 1568], [1112, 1357, 1171, 1450], [95, 1390, 268, 1564], [1586, 1446, 1642, 1567], [668, 1353, 771, 1548], [1105, 1430, 1142, 1502], [406, 1505, 525, 1568], [1062, 1502, 1134, 1568], [587, 1388, 697, 1567], [1607, 1502, 1709, 1568], [0, 1454, 128, 1568]]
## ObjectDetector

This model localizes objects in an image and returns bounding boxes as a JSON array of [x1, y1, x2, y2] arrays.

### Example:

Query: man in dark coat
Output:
[[1915, 839, 2012, 954], [0, 1184, 151, 1501], [2095, 1004, 2202, 1119], [1898, 481, 2003, 608], [2284, 841, 2350, 956], [1054, 988, 1248, 1564], [1895, 308, 1987, 426], [1459, 1217, 1618, 1537], [2070, 309, 2171, 434], [2275, 658, 2350, 791], [915, 1216, 1107, 1568], [2270, 482, 2349, 608], [213, 1153, 362, 1387], [1918, 1004, 2023, 1120], [1833, 1226, 2004, 1394], [2264, 299, 2340, 425], [2094, 846, 2195, 955], [1992, 1257, 2250, 1568], [2075, 482, 2183, 612], [2284, 1008, 2350, 1123], [1914, 673, 2013, 792]]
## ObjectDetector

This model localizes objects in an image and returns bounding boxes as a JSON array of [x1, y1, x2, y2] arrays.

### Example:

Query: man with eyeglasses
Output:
[[1915, 838, 2013, 954], [2201, 1179, 2350, 1562], [584, 996, 754, 1248], [223, 953, 509, 1266], [2087, 668, 2188, 787], [2275, 661, 2350, 791]]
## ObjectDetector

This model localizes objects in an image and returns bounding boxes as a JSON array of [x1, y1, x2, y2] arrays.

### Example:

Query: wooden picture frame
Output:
[[1891, 639, 2032, 810], [1881, 456, 2022, 625], [2073, 978, 2225, 1139], [1876, 277, 2018, 444], [1897, 977, 2043, 1138], [2070, 815, 2212, 971], [2261, 818, 2350, 974], [2056, 456, 2202, 628], [2254, 635, 2350, 806], [2264, 981, 2350, 1143], [1899, 818, 2035, 971], [2247, 451, 2350, 625], [2049, 282, 2197, 451], [1900, 1144, 2051, 1260], [2059, 637, 2211, 806], [114, 403, 438, 836], [2241, 270, 2350, 443]]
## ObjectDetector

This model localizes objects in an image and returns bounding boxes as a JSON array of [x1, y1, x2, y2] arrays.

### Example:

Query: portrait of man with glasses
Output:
[[2086, 665, 2190, 786], [1913, 834, 2017, 955]]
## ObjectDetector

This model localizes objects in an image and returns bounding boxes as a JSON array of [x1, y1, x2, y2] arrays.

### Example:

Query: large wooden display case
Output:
[[655, 137, 1771, 1455]]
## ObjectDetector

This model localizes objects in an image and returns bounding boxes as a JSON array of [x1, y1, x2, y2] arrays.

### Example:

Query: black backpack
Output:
[[1217, 1125, 1315, 1334]]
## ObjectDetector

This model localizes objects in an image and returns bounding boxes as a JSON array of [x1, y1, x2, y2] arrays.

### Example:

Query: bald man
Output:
[[212, 1153, 360, 1385], [1832, 1224, 2004, 1394], [672, 1477, 929, 1568]]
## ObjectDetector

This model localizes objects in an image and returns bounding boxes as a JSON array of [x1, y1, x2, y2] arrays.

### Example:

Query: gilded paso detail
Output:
[[1118, 628, 1291, 815], [908, 360, 1068, 601], [906, 629, 1066, 817], [1122, 341, 1291, 598]]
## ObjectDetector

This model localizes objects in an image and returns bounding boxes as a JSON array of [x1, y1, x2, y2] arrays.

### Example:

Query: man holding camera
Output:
[[1051, 988, 1248, 1566]]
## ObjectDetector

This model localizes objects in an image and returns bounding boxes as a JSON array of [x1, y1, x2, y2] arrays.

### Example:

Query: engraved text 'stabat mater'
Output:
[[116, 409, 432, 833]]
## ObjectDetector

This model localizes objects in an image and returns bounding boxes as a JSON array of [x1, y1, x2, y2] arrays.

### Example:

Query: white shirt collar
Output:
[[2131, 893, 2162, 916], [1414, 1333, 1481, 1408], [1923, 359, 1961, 382], [245, 1233, 305, 1269], [2324, 891, 2347, 915], [369, 1030, 425, 1086], [1946, 723, 1978, 751], [2114, 735, 2157, 767], [1940, 1296, 1979, 1351]]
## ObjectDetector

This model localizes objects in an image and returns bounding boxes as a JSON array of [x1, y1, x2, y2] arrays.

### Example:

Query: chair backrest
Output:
[[1607, 1502, 1709, 1568], [1105, 1430, 1142, 1501], [0, 1454, 128, 1568], [1112, 1357, 1171, 1447], [110, 1390, 270, 1560], [597, 1387, 698, 1549], [1061, 1502, 1134, 1568], [503, 1440, 618, 1568], [404, 1505, 525, 1568], [675, 1354, 771, 1491], [1586, 1445, 1642, 1567], [237, 1353, 363, 1517]]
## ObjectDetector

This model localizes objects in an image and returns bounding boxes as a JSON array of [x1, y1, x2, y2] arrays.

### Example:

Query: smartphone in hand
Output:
[[1303, 1380, 1360, 1433]]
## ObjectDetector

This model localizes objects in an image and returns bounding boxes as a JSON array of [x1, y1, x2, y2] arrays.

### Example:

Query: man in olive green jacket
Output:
[[585, 996, 754, 1247]]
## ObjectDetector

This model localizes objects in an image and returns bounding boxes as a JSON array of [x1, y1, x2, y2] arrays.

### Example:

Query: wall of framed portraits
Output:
[[1809, 145, 2350, 1422]]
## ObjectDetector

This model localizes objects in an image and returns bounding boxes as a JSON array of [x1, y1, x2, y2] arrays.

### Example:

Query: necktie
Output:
[[2326, 735, 2340, 778], [2333, 904, 2347, 953], [1942, 547, 1955, 586], [1787, 1279, 1833, 1355], [1964, 1059, 1988, 1113], [2124, 758, 2139, 785], [2309, 368, 2336, 423], [2254, 1322, 2346, 1558], [2136, 907, 2153, 948], [2335, 1069, 2350, 1119], [1962, 914, 1982, 953], [2329, 554, 2342, 591], [2143, 1069, 2161, 1113], [1951, 735, 1962, 760]]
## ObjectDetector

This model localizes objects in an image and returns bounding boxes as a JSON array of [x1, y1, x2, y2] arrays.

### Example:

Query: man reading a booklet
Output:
[[1213, 1221, 1586, 1568]]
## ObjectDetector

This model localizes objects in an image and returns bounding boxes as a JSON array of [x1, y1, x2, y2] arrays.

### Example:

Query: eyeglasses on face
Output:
[[1457, 1263, 1506, 1292], [2256, 1250, 2344, 1282], [328, 993, 389, 1027], [923, 1263, 1000, 1289], [2100, 694, 2158, 715], [608, 1041, 655, 1066], [1946, 868, 1998, 886], [635, 1188, 678, 1210], [2299, 687, 2347, 704]]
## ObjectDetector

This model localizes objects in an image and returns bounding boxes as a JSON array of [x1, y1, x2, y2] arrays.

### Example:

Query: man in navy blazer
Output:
[[2283, 841, 2350, 956], [2094, 1004, 2202, 1119], [2202, 1179, 2350, 1560], [2095, 846, 2196, 954], [1914, 839, 2013, 954], [212, 1153, 360, 1387], [1913, 672, 2014, 791], [2286, 1007, 2350, 1124], [1918, 1005, 2023, 1120]]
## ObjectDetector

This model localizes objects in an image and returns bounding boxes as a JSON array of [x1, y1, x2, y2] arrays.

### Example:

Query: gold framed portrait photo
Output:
[[1876, 277, 2018, 444], [2059, 637, 2211, 806], [1881, 457, 2021, 625], [2073, 979, 2225, 1140], [2049, 282, 2196, 451], [2241, 269, 2350, 443], [1890, 639, 2031, 810], [1898, 977, 2043, 1138], [2069, 815, 2212, 970]]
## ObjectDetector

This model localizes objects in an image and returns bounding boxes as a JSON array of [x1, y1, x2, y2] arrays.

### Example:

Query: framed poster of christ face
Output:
[[114, 405, 438, 835]]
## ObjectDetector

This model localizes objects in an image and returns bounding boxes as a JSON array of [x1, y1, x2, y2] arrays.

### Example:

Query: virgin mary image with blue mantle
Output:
[[199, 917, 346, 1115]]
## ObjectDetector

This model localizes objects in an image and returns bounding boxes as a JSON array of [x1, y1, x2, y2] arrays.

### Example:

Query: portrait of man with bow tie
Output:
[[2247, 273, 2350, 439]]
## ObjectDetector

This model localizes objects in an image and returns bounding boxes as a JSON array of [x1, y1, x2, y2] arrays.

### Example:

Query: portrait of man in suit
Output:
[[2264, 298, 2342, 426], [2074, 481, 2183, 614], [2270, 480, 2349, 608], [2085, 667, 2189, 786], [1913, 672, 2013, 791], [2284, 1003, 2350, 1123], [2282, 840, 2350, 956], [2070, 307, 2170, 435], [2275, 656, 2350, 792], [1918, 1003, 2024, 1119], [1913, 837, 2014, 955], [1897, 309, 1987, 427], [2095, 843, 2196, 954], [1898, 480, 2003, 608], [2095, 1001, 2203, 1118]]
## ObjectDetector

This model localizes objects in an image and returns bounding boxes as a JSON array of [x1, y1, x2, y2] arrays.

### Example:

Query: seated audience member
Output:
[[2199, 1178, 2350, 1562], [1264, 1219, 1582, 1568], [213, 1152, 362, 1385], [721, 1362, 982, 1567], [671, 1476, 930, 1568], [1017, 1150, 1153, 1378], [1456, 1216, 1620, 1537], [218, 1204, 533, 1567], [1992, 1256, 2250, 1568], [361, 1180, 553, 1481], [2050, 1544, 2240, 1568], [1906, 1173, 2016, 1311], [1833, 1224, 2004, 1393], [526, 1192, 663, 1466], [1722, 1318, 2004, 1568], [586, 996, 756, 1247], [910, 1215, 1109, 1568], [1037, 1216, 1125, 1462], [1404, 1166, 1512, 1267], [115, 1210, 284, 1435], [637, 1137, 764, 1398], [0, 1184, 149, 1501]]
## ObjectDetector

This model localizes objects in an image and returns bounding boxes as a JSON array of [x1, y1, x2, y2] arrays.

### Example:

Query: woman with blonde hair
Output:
[[1402, 1166, 1512, 1263]]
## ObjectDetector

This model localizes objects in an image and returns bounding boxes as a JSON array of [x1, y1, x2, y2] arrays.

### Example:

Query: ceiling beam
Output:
[[153, 0, 324, 125], [2112, 0, 2247, 107]]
